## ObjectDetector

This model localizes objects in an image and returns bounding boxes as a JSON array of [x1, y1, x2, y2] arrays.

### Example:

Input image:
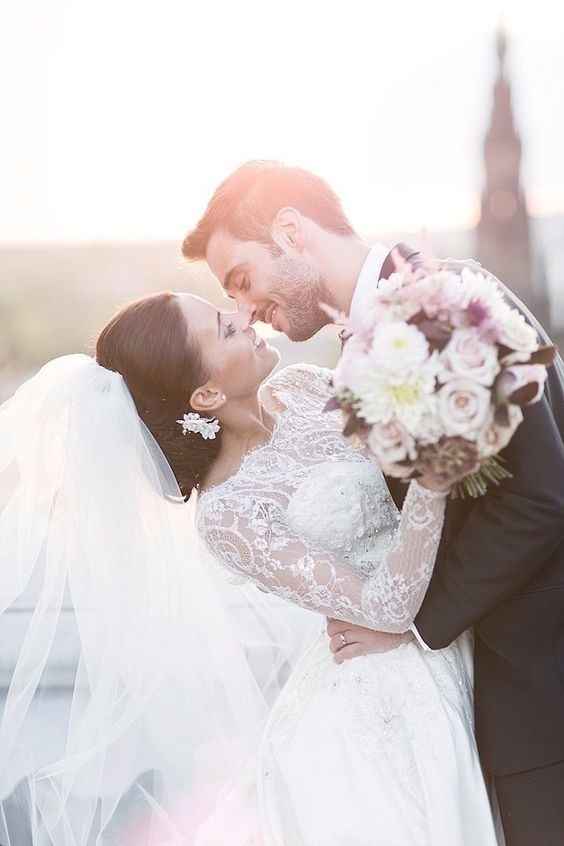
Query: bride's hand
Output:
[[326, 619, 414, 664]]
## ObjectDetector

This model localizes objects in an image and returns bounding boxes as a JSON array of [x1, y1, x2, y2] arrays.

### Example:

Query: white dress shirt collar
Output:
[[349, 243, 389, 322]]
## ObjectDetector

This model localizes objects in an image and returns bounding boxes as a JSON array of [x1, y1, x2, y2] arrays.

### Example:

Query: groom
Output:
[[183, 161, 564, 845]]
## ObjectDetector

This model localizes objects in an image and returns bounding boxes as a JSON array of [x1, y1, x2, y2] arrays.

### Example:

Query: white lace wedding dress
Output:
[[197, 364, 499, 846]]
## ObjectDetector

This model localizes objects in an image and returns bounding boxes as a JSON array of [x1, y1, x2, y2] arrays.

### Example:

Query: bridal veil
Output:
[[0, 354, 318, 845]]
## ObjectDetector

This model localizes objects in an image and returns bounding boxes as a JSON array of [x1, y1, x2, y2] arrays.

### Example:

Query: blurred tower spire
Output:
[[475, 26, 551, 328]]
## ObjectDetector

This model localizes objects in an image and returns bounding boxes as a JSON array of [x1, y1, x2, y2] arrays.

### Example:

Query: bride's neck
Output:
[[201, 393, 276, 492], [218, 394, 274, 453]]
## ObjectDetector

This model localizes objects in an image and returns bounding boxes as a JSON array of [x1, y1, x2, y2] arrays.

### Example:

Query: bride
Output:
[[0, 291, 499, 845]]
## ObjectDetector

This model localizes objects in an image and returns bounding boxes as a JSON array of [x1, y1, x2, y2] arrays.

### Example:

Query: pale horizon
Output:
[[2, 0, 563, 242]]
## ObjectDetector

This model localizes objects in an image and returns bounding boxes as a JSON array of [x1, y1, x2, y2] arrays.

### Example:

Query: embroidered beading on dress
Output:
[[197, 364, 446, 633]]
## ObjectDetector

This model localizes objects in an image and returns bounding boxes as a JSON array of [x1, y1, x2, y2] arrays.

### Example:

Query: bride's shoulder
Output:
[[264, 363, 333, 397]]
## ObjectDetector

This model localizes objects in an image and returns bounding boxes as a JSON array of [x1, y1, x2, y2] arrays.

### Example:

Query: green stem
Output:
[[451, 456, 513, 500]]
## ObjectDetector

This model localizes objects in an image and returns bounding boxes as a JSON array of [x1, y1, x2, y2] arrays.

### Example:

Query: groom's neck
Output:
[[314, 233, 371, 317]]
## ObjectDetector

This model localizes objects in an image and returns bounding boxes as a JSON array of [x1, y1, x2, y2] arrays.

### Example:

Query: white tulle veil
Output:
[[0, 354, 319, 845]]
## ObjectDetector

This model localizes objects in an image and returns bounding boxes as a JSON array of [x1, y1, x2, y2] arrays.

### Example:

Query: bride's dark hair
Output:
[[96, 292, 221, 499]]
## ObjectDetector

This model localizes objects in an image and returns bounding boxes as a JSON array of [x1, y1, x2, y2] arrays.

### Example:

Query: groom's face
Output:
[[206, 229, 330, 342]]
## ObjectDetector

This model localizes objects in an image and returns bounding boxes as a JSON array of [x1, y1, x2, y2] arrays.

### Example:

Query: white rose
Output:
[[438, 378, 491, 439], [497, 310, 538, 354], [477, 406, 523, 458], [439, 328, 500, 386], [368, 420, 417, 465]]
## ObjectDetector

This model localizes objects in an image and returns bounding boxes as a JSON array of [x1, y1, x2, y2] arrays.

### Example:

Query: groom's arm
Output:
[[331, 393, 564, 659], [414, 391, 564, 649]]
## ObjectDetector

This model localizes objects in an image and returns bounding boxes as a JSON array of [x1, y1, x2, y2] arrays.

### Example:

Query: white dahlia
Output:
[[356, 357, 438, 437], [369, 322, 429, 373]]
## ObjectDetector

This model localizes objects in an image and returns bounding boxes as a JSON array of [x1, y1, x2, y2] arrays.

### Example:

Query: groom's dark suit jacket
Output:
[[379, 245, 564, 778]]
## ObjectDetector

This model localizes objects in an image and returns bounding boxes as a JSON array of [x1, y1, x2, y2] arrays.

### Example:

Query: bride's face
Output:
[[176, 294, 280, 407]]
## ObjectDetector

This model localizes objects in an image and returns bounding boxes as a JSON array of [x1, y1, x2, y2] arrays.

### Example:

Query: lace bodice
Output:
[[197, 364, 446, 633]]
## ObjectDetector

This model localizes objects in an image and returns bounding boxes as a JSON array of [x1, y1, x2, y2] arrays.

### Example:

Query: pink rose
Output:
[[477, 406, 523, 458], [408, 274, 457, 318], [496, 364, 548, 406], [368, 420, 417, 465], [439, 328, 500, 386], [438, 379, 491, 438]]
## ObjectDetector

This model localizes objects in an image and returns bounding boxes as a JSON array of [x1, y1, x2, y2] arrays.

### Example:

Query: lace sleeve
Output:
[[198, 480, 446, 633]]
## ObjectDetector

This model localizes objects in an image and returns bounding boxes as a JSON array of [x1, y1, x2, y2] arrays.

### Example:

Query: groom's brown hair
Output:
[[182, 160, 355, 260]]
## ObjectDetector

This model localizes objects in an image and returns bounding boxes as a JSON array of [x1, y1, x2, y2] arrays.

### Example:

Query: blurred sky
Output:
[[2, 0, 563, 242]]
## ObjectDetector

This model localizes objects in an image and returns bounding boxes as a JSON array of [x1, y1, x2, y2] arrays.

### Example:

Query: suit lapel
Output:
[[378, 242, 423, 281]]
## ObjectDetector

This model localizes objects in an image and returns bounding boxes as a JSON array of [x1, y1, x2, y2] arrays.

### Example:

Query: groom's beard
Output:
[[269, 254, 332, 342]]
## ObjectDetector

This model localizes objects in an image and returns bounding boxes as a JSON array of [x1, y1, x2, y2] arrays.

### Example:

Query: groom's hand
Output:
[[327, 618, 414, 664]]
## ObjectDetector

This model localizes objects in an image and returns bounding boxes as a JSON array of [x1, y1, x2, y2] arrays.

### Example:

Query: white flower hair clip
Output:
[[176, 412, 221, 440]]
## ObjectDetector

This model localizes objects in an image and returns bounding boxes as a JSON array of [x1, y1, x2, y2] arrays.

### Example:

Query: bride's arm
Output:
[[199, 480, 446, 633], [359, 481, 447, 631]]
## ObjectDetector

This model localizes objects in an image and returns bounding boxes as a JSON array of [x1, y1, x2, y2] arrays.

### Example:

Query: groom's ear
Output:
[[271, 207, 304, 253], [189, 382, 226, 415]]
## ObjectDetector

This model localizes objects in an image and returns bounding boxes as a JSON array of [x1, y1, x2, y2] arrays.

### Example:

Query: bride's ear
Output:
[[271, 207, 304, 253], [189, 382, 226, 415]]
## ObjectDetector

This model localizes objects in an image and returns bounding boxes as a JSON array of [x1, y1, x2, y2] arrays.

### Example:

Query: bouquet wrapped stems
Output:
[[451, 455, 513, 500]]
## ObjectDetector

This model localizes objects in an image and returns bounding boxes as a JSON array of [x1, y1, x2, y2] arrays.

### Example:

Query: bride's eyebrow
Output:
[[216, 311, 221, 338]]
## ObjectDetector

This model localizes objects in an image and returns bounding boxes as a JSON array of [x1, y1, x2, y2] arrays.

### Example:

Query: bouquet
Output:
[[328, 260, 556, 497]]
